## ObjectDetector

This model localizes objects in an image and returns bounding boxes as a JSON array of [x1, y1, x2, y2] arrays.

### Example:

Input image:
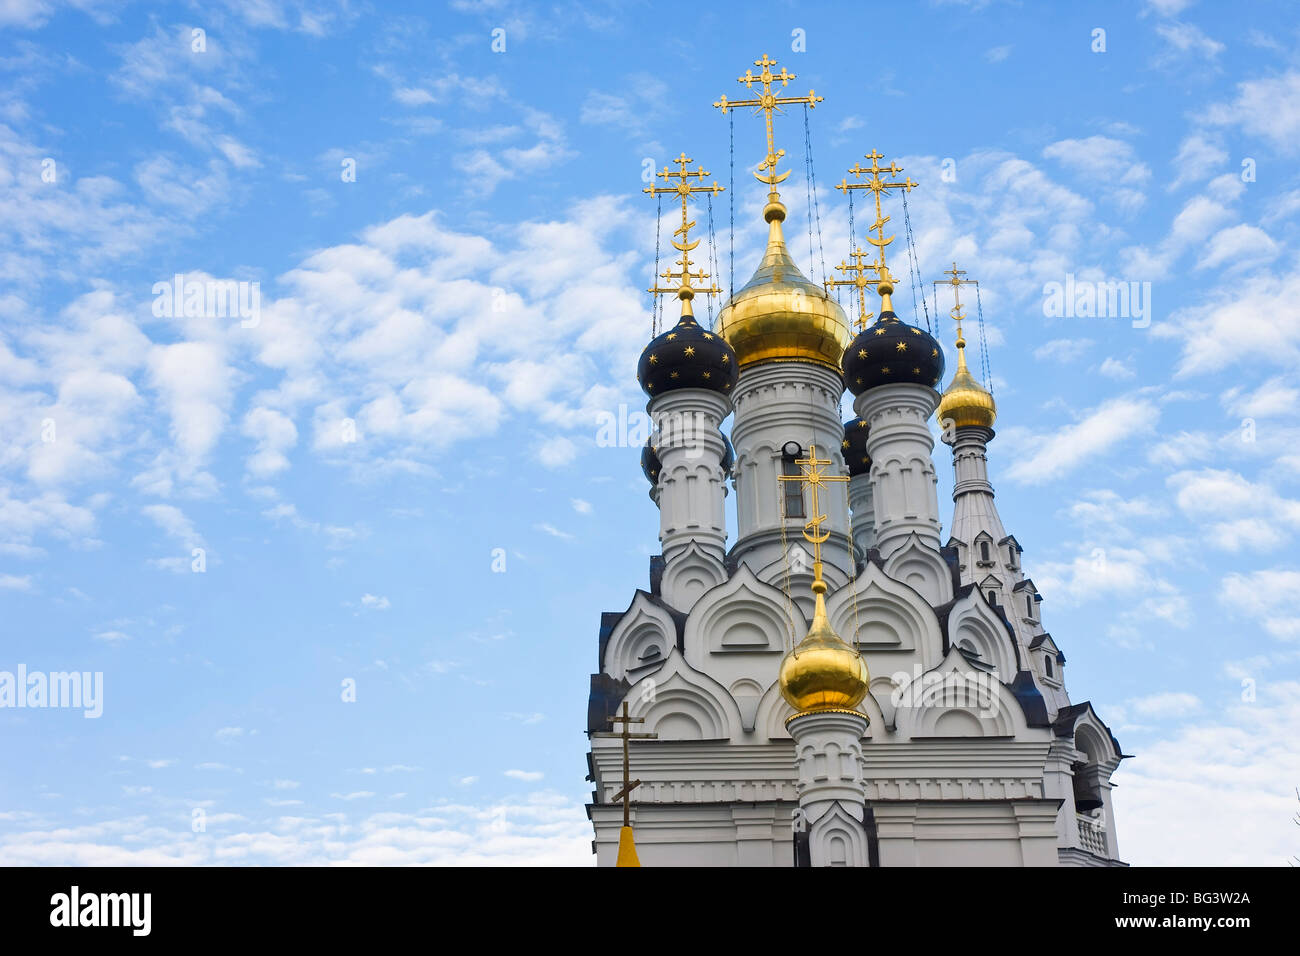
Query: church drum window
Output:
[[781, 443, 806, 519]]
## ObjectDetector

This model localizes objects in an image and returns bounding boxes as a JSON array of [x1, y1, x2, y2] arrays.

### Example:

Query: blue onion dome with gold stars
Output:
[[842, 418, 871, 477], [641, 436, 661, 485], [842, 271, 944, 397], [637, 295, 738, 398]]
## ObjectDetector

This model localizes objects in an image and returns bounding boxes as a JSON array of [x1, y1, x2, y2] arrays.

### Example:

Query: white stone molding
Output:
[[947, 586, 1020, 679], [601, 591, 679, 683], [659, 539, 728, 615], [881, 531, 954, 607], [626, 648, 743, 742]]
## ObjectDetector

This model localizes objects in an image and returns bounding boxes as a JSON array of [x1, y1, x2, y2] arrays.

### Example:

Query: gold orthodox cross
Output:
[[824, 246, 880, 329], [592, 701, 658, 828], [835, 149, 917, 276], [713, 54, 823, 188], [777, 443, 849, 587], [935, 261, 978, 342], [644, 153, 723, 304]]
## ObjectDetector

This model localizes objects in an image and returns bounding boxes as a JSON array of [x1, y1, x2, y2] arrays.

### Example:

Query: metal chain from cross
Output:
[[824, 246, 880, 330], [777, 443, 849, 590], [592, 701, 658, 828], [713, 54, 823, 193], [835, 149, 917, 280], [644, 153, 724, 308]]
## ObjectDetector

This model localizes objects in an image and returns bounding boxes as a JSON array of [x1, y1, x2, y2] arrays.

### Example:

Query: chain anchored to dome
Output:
[[835, 150, 916, 315], [644, 153, 724, 317], [714, 54, 822, 221]]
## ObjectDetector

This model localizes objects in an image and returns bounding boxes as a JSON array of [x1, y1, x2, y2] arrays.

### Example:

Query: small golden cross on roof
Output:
[[835, 149, 917, 278], [935, 261, 978, 345], [644, 153, 724, 308], [713, 54, 823, 191], [824, 246, 880, 329], [592, 701, 658, 828], [777, 443, 849, 589]]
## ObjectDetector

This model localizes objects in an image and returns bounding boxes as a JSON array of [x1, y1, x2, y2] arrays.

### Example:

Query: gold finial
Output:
[[824, 246, 880, 330], [935, 262, 997, 429], [592, 700, 659, 867], [835, 150, 916, 315], [714, 54, 823, 219], [645, 152, 724, 317], [776, 443, 869, 716]]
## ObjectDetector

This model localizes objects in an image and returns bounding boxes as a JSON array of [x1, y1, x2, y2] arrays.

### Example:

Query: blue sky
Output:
[[1, 0, 1298, 865]]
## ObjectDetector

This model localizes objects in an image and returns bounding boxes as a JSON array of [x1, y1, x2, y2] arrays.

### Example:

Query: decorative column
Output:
[[788, 709, 871, 866]]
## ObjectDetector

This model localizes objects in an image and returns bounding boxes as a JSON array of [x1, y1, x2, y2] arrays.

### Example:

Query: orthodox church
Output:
[[585, 55, 1127, 867]]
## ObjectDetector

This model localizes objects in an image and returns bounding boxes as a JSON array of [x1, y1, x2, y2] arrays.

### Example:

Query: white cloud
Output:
[[1033, 338, 1092, 362], [1155, 268, 1300, 375], [1206, 71, 1300, 156], [1169, 133, 1227, 190], [1116, 681, 1300, 865], [1127, 691, 1201, 719], [0, 573, 32, 590], [1221, 377, 1299, 419], [1097, 357, 1134, 380], [360, 593, 390, 610], [570, 498, 592, 515], [92, 629, 130, 644], [1042, 136, 1150, 211], [241, 407, 298, 477], [504, 769, 543, 781], [0, 792, 591, 865], [1002, 396, 1159, 484], [1168, 468, 1300, 552], [533, 523, 572, 541], [1153, 21, 1225, 62], [1198, 224, 1279, 271], [1220, 569, 1300, 639], [984, 44, 1012, 63]]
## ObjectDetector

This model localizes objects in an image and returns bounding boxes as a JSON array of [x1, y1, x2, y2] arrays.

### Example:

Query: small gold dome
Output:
[[779, 583, 870, 714], [937, 336, 996, 429], [717, 200, 852, 372]]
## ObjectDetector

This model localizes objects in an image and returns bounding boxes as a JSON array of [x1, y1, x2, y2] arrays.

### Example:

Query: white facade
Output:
[[588, 351, 1127, 869]]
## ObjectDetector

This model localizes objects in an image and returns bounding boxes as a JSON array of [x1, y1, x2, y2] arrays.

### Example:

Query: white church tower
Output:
[[587, 54, 1127, 867]]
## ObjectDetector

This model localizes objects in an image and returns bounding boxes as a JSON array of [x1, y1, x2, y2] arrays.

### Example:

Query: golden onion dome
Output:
[[779, 580, 870, 714], [717, 198, 852, 372], [936, 332, 997, 429]]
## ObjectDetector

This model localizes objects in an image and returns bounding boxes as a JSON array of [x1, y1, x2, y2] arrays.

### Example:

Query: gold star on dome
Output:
[[912, 367, 920, 374], [702, 370, 711, 379], [670, 371, 679, 378], [858, 348, 868, 358], [702, 332, 713, 339], [931, 348, 938, 357], [648, 354, 658, 364], [721, 354, 730, 364], [667, 332, 677, 340], [873, 327, 886, 336], [684, 345, 696, 357], [882, 366, 891, 374], [841, 438, 849, 448], [896, 342, 907, 352], [857, 420, 867, 428], [647, 383, 655, 390], [911, 328, 921, 335]]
